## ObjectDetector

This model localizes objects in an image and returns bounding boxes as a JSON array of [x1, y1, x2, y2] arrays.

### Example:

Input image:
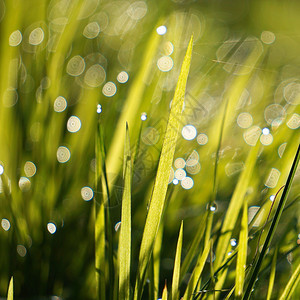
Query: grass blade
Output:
[[214, 143, 259, 269], [180, 212, 208, 282], [162, 282, 168, 300], [235, 200, 248, 298], [95, 118, 107, 300], [182, 241, 210, 300], [118, 124, 132, 300], [7, 277, 13, 300], [243, 143, 300, 300], [279, 261, 300, 300], [133, 35, 193, 300], [266, 247, 278, 300], [171, 221, 184, 300]]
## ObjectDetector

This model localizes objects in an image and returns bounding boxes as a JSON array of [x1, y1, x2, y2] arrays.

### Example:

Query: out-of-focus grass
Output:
[[0, 0, 299, 299]]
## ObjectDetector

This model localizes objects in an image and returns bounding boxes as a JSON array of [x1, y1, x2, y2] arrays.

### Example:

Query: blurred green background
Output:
[[0, 0, 299, 299]]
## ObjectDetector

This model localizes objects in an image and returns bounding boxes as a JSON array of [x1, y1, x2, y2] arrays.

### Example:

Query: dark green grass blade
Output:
[[266, 247, 278, 300], [243, 143, 300, 300]]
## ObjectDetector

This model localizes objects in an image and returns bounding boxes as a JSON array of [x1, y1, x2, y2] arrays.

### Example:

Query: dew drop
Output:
[[102, 81, 117, 97], [54, 96, 67, 112], [181, 176, 194, 190], [9, 30, 22, 46], [156, 25, 167, 35], [0, 164, 4, 175], [172, 178, 179, 185], [47, 222, 57, 234], [207, 202, 218, 212], [97, 104, 102, 114], [262, 127, 270, 135], [57, 146, 71, 163], [114, 221, 121, 232], [269, 195, 275, 202], [141, 112, 147, 121], [1, 218, 10, 231], [230, 239, 237, 247], [67, 116, 81, 133], [81, 186, 94, 201], [182, 125, 197, 140], [117, 71, 129, 83]]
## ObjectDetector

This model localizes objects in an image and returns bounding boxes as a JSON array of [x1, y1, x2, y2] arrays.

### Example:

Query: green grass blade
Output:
[[171, 221, 184, 300], [182, 241, 210, 300], [7, 277, 13, 300], [180, 212, 208, 282], [214, 143, 259, 269], [243, 143, 300, 300], [266, 247, 278, 300], [133, 35, 193, 300], [162, 282, 168, 300], [118, 124, 132, 300], [279, 261, 300, 300], [95, 119, 106, 300], [235, 200, 248, 298]]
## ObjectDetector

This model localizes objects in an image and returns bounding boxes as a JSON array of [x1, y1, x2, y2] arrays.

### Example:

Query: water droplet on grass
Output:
[[156, 25, 167, 35], [0, 165, 4, 175], [182, 125, 197, 140], [97, 104, 102, 114], [141, 112, 147, 121], [114, 221, 121, 232], [47, 222, 57, 234]]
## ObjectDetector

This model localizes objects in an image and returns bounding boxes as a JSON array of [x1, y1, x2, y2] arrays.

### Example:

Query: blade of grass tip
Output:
[[7, 277, 13, 300], [95, 117, 106, 300], [266, 247, 278, 300], [118, 123, 132, 300], [278, 261, 300, 300], [235, 200, 248, 298], [171, 221, 184, 300], [214, 143, 259, 269], [180, 211, 208, 283], [133, 35, 193, 300], [243, 143, 300, 300], [224, 286, 235, 300], [106, 24, 161, 191], [182, 240, 210, 300], [162, 281, 168, 300]]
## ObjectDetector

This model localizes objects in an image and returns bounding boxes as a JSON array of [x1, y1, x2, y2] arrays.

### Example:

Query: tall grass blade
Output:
[[266, 247, 278, 300], [171, 221, 183, 300], [235, 200, 248, 298], [95, 118, 107, 300], [7, 277, 13, 300], [133, 36, 193, 300], [118, 124, 132, 300], [243, 143, 300, 300], [214, 143, 259, 269], [278, 261, 300, 300]]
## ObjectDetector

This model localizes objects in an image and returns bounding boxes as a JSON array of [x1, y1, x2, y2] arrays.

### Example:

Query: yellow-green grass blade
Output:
[[118, 124, 132, 300], [106, 25, 161, 190], [171, 221, 183, 300], [95, 119, 106, 300], [279, 261, 300, 300], [162, 282, 168, 300], [180, 212, 208, 282], [214, 143, 259, 269], [243, 143, 300, 300], [235, 200, 248, 298], [7, 277, 13, 300], [154, 221, 164, 300], [266, 247, 278, 300], [182, 240, 210, 300], [133, 36, 193, 300]]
